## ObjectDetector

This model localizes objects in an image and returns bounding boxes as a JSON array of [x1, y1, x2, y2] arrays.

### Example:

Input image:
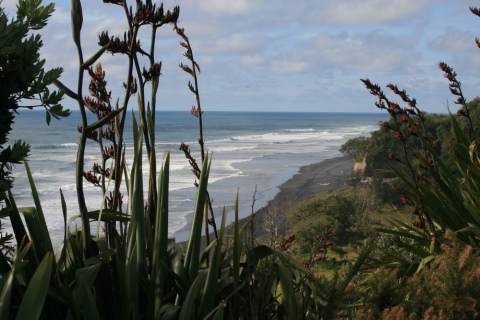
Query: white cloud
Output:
[[190, 0, 255, 16], [6, 0, 476, 112], [429, 26, 477, 53], [306, 0, 435, 25], [196, 33, 268, 55], [269, 60, 310, 74], [283, 30, 423, 77]]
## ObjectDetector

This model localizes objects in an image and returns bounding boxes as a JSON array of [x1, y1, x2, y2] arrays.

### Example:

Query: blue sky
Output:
[[4, 0, 480, 113]]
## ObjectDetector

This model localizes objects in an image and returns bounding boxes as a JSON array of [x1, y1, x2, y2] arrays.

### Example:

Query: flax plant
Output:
[[176, 24, 219, 246], [0, 1, 372, 318], [359, 5, 480, 277], [54, 0, 179, 258]]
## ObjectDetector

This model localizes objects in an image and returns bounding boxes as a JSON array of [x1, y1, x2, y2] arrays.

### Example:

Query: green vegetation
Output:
[[1, 0, 480, 319], [0, 0, 68, 217], [339, 100, 480, 177]]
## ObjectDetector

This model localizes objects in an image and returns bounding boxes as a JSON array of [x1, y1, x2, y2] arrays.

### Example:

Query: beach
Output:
[[181, 156, 353, 248], [10, 111, 382, 245], [193, 156, 354, 245], [271, 156, 353, 203], [247, 156, 353, 239]]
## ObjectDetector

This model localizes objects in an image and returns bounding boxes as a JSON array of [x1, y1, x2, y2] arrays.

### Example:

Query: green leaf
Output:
[[277, 263, 298, 319], [87, 209, 131, 222], [6, 190, 30, 247], [184, 152, 212, 282], [124, 114, 145, 319], [199, 207, 228, 317], [16, 252, 53, 320], [23, 160, 54, 255], [232, 191, 241, 320], [149, 151, 170, 319], [16, 0, 55, 30], [46, 110, 51, 125], [72, 264, 102, 319], [178, 272, 205, 319], [0, 242, 32, 320]]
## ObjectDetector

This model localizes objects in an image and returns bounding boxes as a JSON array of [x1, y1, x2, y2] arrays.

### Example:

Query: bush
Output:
[[354, 231, 480, 319], [288, 191, 357, 250]]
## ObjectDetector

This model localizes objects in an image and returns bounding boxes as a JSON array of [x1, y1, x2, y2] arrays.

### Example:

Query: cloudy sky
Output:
[[4, 0, 480, 113]]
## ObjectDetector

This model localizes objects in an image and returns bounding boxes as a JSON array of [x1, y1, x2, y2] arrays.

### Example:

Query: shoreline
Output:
[[244, 156, 354, 239], [183, 156, 354, 246]]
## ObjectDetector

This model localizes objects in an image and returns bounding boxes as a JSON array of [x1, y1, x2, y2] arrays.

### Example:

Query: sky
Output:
[[4, 0, 480, 113]]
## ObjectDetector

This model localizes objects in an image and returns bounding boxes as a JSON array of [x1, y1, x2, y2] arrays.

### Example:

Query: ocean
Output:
[[8, 110, 386, 247]]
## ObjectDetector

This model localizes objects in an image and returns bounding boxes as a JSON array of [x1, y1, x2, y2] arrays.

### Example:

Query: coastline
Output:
[[245, 156, 354, 239], [184, 156, 354, 246]]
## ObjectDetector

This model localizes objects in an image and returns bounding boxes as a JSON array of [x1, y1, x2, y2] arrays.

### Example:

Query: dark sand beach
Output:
[[246, 156, 354, 238], [270, 156, 353, 204], [182, 156, 354, 246]]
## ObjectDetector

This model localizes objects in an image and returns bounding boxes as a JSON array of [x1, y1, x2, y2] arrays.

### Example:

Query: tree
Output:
[[339, 136, 369, 162], [0, 0, 68, 213]]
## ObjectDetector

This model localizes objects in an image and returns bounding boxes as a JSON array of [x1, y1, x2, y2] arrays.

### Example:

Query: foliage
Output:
[[338, 106, 480, 176], [339, 136, 370, 163], [6, 1, 480, 319], [288, 191, 356, 251], [354, 231, 480, 319], [1, 1, 358, 319], [287, 183, 389, 254], [345, 5, 480, 319], [0, 0, 68, 214]]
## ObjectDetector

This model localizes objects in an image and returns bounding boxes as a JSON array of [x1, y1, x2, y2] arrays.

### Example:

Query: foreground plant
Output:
[[344, 5, 480, 319], [0, 1, 321, 318], [177, 24, 219, 247], [0, 0, 68, 216], [2, 0, 412, 318]]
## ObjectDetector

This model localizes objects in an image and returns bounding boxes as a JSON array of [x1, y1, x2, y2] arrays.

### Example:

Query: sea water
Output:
[[8, 110, 386, 246]]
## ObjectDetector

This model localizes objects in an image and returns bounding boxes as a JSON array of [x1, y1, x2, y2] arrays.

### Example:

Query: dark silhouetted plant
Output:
[[0, 0, 68, 215], [176, 24, 219, 247]]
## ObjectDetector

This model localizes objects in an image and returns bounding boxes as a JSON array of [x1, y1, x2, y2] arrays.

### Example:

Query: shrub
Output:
[[289, 191, 357, 250], [355, 231, 480, 319]]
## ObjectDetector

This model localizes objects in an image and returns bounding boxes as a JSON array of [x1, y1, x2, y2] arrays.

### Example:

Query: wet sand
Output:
[[245, 156, 354, 238], [182, 156, 354, 247]]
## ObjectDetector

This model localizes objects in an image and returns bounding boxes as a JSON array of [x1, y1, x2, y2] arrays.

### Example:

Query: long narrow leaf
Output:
[[199, 206, 227, 317], [16, 252, 53, 320], [73, 264, 102, 320], [19, 207, 42, 265], [125, 113, 144, 319], [184, 152, 212, 282], [76, 272, 101, 320], [149, 151, 170, 319], [88, 209, 131, 222], [178, 272, 205, 319], [338, 236, 376, 295], [6, 190, 29, 246], [277, 263, 298, 318], [0, 242, 32, 320], [232, 191, 241, 320], [23, 160, 54, 255]]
